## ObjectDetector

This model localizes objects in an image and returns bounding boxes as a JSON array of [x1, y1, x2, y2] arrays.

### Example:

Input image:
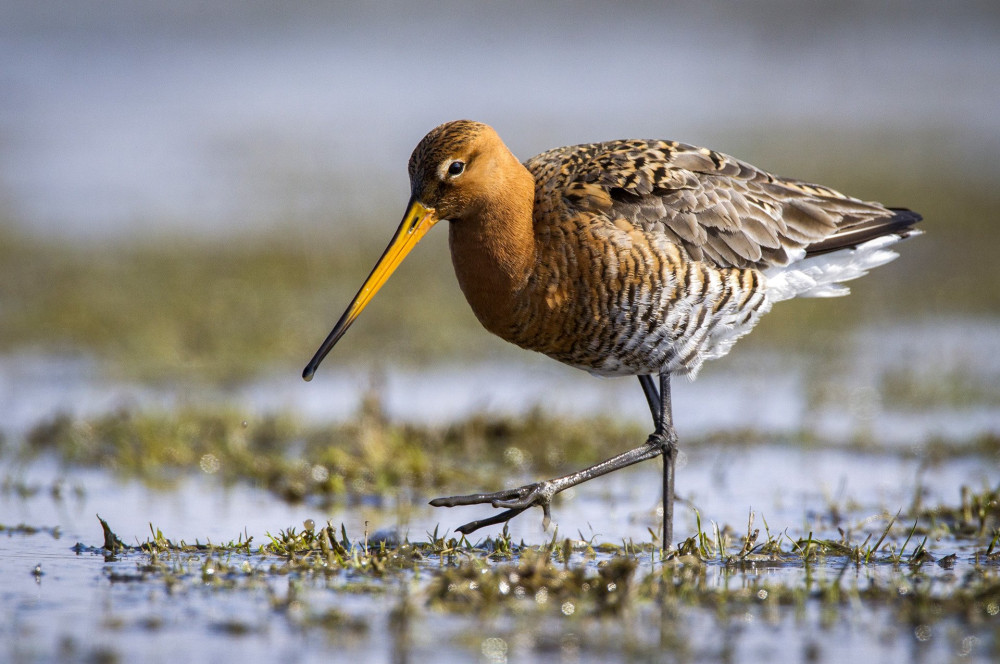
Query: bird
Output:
[[302, 119, 921, 548]]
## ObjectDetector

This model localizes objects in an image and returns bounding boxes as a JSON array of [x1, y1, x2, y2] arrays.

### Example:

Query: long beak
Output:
[[302, 198, 438, 381]]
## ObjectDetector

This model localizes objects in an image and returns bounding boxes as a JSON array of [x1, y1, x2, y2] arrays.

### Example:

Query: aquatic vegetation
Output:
[[918, 484, 1000, 539], [19, 403, 643, 505], [8, 430, 999, 661], [0, 155, 998, 385], [0, 227, 482, 382], [0, 522, 61, 538], [81, 511, 1000, 661]]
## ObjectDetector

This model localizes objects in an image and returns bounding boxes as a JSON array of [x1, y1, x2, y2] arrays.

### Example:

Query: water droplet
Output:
[[481, 637, 508, 663], [199, 453, 220, 474], [503, 446, 525, 467], [959, 635, 979, 656]]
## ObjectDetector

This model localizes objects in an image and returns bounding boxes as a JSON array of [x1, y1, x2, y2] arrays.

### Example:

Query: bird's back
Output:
[[507, 139, 920, 377]]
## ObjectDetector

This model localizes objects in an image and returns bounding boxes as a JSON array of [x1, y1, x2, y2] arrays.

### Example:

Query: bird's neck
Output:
[[448, 160, 536, 338]]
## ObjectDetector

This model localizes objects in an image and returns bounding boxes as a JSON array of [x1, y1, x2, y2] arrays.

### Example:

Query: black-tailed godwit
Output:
[[303, 120, 921, 548]]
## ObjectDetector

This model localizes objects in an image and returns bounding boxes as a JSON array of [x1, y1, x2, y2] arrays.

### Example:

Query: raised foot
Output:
[[429, 434, 669, 537], [429, 481, 555, 535]]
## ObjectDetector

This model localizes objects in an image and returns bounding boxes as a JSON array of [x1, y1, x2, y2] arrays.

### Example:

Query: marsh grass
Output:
[[0, 522, 61, 538], [18, 398, 997, 527], [1, 148, 998, 384], [918, 484, 1000, 539], [18, 439, 993, 659], [0, 226, 484, 383], [19, 401, 644, 505], [85, 507, 1000, 640]]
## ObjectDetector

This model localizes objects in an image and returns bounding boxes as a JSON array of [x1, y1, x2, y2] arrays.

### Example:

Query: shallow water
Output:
[[7, 335, 997, 661], [4, 323, 999, 664], [3, 438, 989, 550], [2, 444, 996, 663], [5, 319, 999, 445], [3, 540, 991, 664]]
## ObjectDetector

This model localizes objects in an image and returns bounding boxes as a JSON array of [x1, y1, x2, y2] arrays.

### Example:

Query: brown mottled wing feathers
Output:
[[525, 140, 920, 270]]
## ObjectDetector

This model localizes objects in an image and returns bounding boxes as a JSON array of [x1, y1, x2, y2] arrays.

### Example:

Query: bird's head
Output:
[[302, 120, 502, 381], [405, 119, 504, 223]]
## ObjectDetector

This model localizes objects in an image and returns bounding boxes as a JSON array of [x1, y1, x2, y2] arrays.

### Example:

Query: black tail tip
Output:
[[888, 207, 923, 227]]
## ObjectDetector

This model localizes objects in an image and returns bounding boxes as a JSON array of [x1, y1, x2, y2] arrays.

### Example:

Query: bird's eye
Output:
[[447, 160, 465, 177]]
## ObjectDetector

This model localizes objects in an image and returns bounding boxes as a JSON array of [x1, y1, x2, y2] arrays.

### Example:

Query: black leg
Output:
[[639, 374, 662, 429], [430, 440, 664, 534], [430, 372, 678, 542], [636, 373, 678, 548], [657, 373, 677, 549]]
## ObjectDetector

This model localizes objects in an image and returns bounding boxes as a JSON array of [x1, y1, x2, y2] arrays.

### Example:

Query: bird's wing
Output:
[[526, 140, 919, 270]]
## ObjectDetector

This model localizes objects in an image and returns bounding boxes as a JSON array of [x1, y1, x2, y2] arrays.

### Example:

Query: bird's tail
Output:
[[764, 209, 922, 302]]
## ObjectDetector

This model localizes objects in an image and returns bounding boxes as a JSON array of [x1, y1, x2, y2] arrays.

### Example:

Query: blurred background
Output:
[[1, 0, 998, 429], [3, 7, 999, 660], [3, 0, 999, 231]]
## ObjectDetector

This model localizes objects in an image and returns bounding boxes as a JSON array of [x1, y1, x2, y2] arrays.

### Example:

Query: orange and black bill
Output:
[[302, 198, 438, 381]]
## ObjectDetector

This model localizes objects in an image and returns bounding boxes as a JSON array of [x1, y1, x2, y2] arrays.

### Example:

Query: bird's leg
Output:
[[639, 376, 660, 429], [429, 439, 665, 535], [654, 373, 677, 550], [430, 373, 677, 538], [639, 374, 662, 430], [640, 373, 678, 548]]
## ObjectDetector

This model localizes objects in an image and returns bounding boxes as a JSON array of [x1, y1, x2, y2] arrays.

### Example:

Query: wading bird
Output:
[[303, 120, 920, 548]]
